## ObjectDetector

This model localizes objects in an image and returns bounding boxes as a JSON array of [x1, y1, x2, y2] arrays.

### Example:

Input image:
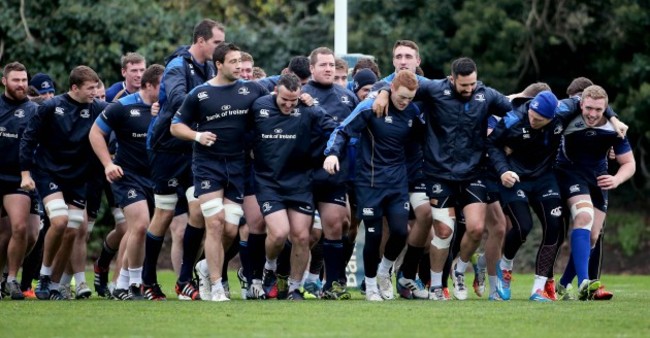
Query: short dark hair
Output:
[[69, 65, 100, 88], [352, 57, 380, 78], [121, 52, 145, 69], [3, 61, 27, 77], [309, 47, 334, 66], [566, 77, 593, 97], [521, 82, 551, 98], [277, 74, 301, 92], [393, 40, 420, 57], [192, 19, 225, 44], [450, 57, 477, 77], [212, 42, 240, 64], [335, 58, 348, 72], [141, 64, 165, 88], [288, 56, 311, 80]]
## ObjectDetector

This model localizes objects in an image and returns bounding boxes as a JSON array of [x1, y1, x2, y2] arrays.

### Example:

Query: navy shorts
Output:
[[555, 167, 608, 212], [499, 171, 561, 205], [30, 191, 43, 216], [32, 168, 86, 209], [0, 179, 30, 198], [355, 185, 409, 220], [409, 179, 428, 194], [313, 181, 347, 207], [244, 162, 256, 197], [149, 151, 193, 195], [485, 176, 502, 205], [111, 169, 154, 209], [193, 156, 245, 204], [257, 189, 315, 217], [426, 177, 487, 209]]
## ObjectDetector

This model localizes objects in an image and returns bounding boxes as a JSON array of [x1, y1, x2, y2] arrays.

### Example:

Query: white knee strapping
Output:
[[409, 192, 429, 210], [45, 199, 68, 219], [154, 194, 178, 211], [570, 200, 594, 230], [224, 204, 244, 225], [200, 198, 224, 217], [87, 221, 95, 233], [67, 209, 85, 229], [112, 208, 126, 225], [431, 207, 455, 249], [313, 211, 322, 230], [185, 186, 198, 203]]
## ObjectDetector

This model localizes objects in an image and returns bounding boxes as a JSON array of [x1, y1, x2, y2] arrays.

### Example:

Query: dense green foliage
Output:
[[1, 0, 648, 259]]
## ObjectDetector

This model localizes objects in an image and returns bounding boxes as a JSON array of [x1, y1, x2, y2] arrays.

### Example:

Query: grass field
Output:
[[2, 271, 650, 337]]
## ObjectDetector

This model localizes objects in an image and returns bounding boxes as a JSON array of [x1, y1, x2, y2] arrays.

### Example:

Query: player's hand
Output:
[[20, 174, 36, 192], [195, 131, 217, 147], [372, 90, 389, 118], [151, 102, 160, 116], [504, 146, 513, 156], [500, 171, 519, 188], [300, 93, 314, 106], [608, 147, 616, 160], [610, 117, 628, 138], [323, 155, 340, 175], [105, 163, 124, 183], [597, 174, 620, 190]]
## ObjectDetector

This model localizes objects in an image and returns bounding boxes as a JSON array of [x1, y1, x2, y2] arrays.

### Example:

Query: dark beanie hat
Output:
[[30, 73, 55, 94], [529, 91, 558, 119], [353, 69, 378, 92]]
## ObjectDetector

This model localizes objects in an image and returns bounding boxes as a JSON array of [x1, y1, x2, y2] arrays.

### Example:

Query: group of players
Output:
[[0, 18, 634, 302]]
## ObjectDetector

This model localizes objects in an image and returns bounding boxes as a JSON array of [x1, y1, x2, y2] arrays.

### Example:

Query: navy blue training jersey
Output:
[[0, 94, 38, 182], [325, 98, 423, 188], [95, 92, 153, 176], [252, 94, 337, 195], [557, 115, 631, 178], [172, 80, 268, 159], [20, 94, 108, 180]]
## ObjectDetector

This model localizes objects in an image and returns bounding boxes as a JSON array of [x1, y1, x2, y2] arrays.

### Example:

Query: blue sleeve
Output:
[[19, 100, 51, 171], [324, 101, 373, 157], [172, 89, 198, 125], [486, 119, 511, 176], [487, 87, 512, 117], [163, 58, 189, 115]]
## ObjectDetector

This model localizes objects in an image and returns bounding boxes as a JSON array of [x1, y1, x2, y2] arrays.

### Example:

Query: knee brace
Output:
[[185, 186, 198, 203], [112, 208, 126, 225], [45, 199, 68, 219], [224, 204, 244, 225], [154, 193, 178, 211], [570, 200, 594, 231], [431, 207, 455, 249], [200, 198, 223, 217], [409, 192, 429, 210], [67, 209, 85, 229]]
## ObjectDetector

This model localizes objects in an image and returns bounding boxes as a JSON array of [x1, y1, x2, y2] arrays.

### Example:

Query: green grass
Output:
[[2, 271, 650, 337]]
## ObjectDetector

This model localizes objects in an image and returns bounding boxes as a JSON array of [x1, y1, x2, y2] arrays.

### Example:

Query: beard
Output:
[[6, 86, 27, 101]]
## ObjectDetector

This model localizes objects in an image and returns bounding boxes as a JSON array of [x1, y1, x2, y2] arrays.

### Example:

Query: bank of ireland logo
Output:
[[221, 105, 231, 111], [274, 128, 283, 134]]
